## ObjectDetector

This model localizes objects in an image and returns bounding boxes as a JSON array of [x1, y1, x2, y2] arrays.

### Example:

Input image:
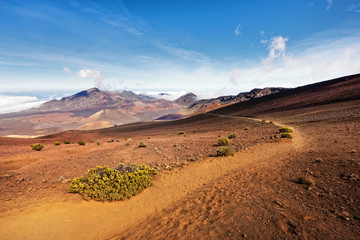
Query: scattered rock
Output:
[[350, 149, 356, 153], [59, 176, 65, 181], [315, 157, 323, 163], [338, 211, 351, 221], [164, 165, 172, 171], [341, 173, 359, 181], [17, 177, 25, 182], [4, 174, 12, 179]]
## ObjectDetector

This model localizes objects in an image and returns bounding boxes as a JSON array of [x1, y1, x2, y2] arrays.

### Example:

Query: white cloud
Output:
[[0, 95, 47, 114], [260, 39, 268, 44], [326, 0, 333, 10], [263, 35, 288, 67], [347, 2, 360, 12], [229, 68, 240, 85], [154, 42, 209, 64], [76, 68, 108, 90], [234, 24, 241, 36], [232, 31, 360, 89], [76, 68, 102, 79], [260, 30, 265, 35], [137, 91, 188, 101], [63, 67, 71, 72]]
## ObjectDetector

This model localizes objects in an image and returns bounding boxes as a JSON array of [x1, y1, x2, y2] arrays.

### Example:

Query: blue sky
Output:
[[1, 0, 360, 112]]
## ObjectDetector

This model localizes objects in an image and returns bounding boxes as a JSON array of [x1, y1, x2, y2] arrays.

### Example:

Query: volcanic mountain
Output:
[[0, 88, 182, 136]]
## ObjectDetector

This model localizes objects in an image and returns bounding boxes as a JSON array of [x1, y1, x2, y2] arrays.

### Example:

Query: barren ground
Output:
[[0, 83, 359, 239]]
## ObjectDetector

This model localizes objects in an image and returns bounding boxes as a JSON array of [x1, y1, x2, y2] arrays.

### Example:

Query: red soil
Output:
[[0, 74, 359, 239]]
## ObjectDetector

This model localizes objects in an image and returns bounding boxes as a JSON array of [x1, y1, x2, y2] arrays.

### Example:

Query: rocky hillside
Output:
[[188, 87, 287, 112], [174, 93, 197, 106]]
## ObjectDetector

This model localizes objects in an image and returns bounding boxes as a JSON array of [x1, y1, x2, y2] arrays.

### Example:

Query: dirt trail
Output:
[[0, 127, 300, 240]]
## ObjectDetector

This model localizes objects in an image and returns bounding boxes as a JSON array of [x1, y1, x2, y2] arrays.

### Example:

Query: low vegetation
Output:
[[216, 146, 234, 156], [178, 131, 185, 135], [78, 141, 86, 146], [244, 127, 250, 130], [54, 141, 61, 146], [279, 126, 293, 133], [218, 137, 231, 146], [96, 141, 101, 145], [30, 143, 44, 151], [281, 133, 293, 139], [228, 133, 237, 139], [138, 141, 147, 148], [64, 140, 71, 144], [68, 163, 158, 201]]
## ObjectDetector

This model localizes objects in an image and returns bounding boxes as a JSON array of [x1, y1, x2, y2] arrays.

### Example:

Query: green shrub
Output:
[[90, 140, 94, 143], [138, 141, 147, 148], [280, 133, 293, 139], [244, 127, 249, 130], [178, 131, 185, 135], [125, 142, 130, 146], [68, 163, 158, 201], [64, 140, 71, 144], [30, 143, 44, 151], [78, 141, 86, 146], [96, 141, 101, 145], [218, 137, 231, 146], [279, 126, 293, 133], [216, 146, 234, 156], [261, 120, 268, 124], [54, 141, 61, 146], [228, 133, 237, 139]]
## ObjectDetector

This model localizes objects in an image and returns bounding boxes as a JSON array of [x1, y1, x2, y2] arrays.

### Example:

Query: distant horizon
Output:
[[1, 72, 359, 114]]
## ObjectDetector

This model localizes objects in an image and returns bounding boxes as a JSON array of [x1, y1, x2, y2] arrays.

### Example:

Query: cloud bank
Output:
[[0, 95, 47, 114]]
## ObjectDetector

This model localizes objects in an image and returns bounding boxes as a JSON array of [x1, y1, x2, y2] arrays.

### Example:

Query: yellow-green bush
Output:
[[279, 126, 293, 133], [30, 143, 44, 151], [54, 141, 61, 146], [281, 133, 293, 139], [138, 141, 147, 148], [218, 137, 231, 146], [64, 140, 71, 144], [216, 146, 234, 156], [178, 131, 185, 135], [228, 133, 237, 139], [78, 140, 86, 146], [68, 163, 158, 201]]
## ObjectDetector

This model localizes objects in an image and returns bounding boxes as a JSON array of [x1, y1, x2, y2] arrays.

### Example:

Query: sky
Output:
[[1, 0, 360, 113]]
